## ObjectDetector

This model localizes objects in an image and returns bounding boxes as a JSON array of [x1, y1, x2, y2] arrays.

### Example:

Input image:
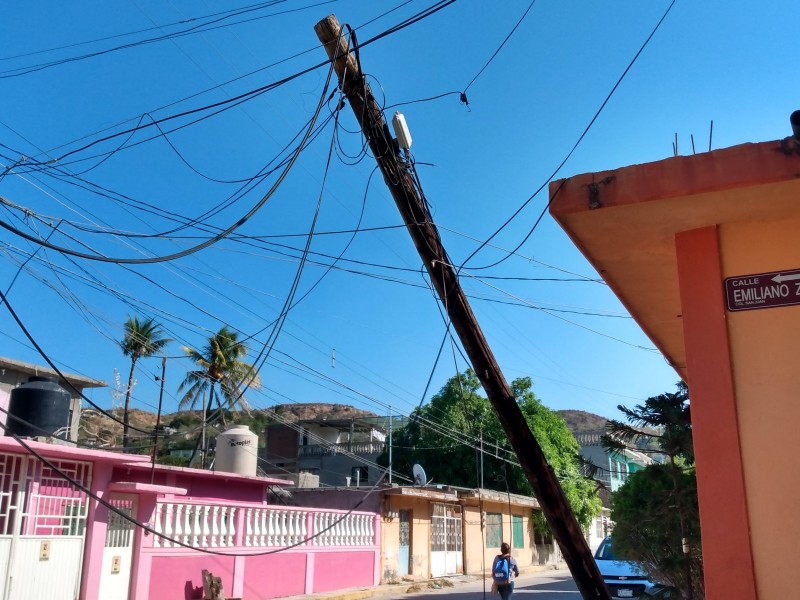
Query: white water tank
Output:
[[214, 425, 258, 476]]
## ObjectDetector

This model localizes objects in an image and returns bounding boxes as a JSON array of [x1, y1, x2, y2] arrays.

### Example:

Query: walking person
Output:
[[492, 542, 520, 600]]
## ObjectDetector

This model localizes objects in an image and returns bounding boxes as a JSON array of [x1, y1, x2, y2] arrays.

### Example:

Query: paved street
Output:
[[389, 572, 580, 600]]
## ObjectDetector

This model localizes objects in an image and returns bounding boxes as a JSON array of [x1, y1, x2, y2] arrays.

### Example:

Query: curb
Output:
[[279, 563, 568, 600]]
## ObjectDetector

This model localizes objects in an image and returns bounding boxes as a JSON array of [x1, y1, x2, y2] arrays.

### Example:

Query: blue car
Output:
[[594, 537, 672, 598]]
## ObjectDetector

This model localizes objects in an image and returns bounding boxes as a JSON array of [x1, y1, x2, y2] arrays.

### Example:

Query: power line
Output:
[[462, 0, 539, 95], [0, 70, 333, 264], [460, 0, 677, 271], [0, 1, 336, 79]]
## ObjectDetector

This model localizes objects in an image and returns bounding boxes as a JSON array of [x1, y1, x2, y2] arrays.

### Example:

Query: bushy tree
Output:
[[604, 382, 703, 599], [381, 370, 601, 529], [612, 464, 702, 597]]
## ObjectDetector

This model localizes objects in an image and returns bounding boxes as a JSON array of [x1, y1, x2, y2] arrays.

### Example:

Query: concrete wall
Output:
[[717, 216, 800, 600]]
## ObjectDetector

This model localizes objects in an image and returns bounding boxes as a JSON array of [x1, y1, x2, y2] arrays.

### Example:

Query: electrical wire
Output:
[[462, 0, 539, 95], [0, 70, 333, 264], [0, 1, 336, 79], [459, 0, 677, 271]]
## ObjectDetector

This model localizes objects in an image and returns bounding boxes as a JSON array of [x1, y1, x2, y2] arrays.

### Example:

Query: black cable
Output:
[[461, 0, 677, 271], [385, 91, 463, 111], [14, 108, 337, 243], [0, 69, 333, 264], [0, 1, 336, 79], [222, 28, 353, 413], [7, 0, 457, 173], [0, 1, 291, 62], [462, 0, 539, 95], [0, 287, 159, 436]]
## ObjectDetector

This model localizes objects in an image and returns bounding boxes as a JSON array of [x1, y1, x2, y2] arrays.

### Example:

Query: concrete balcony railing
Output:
[[297, 441, 384, 457]]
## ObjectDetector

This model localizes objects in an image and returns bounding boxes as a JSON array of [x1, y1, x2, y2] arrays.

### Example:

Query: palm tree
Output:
[[120, 316, 171, 451], [177, 326, 261, 426]]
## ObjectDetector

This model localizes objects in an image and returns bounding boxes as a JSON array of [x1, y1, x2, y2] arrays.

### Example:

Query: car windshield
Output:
[[596, 542, 615, 560]]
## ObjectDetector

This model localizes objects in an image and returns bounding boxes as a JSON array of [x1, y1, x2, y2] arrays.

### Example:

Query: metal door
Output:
[[0, 453, 90, 600], [97, 495, 136, 600], [430, 503, 462, 576], [398, 509, 411, 576]]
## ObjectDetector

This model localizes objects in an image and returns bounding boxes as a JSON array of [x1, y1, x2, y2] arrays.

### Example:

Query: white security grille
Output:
[[105, 498, 135, 548]]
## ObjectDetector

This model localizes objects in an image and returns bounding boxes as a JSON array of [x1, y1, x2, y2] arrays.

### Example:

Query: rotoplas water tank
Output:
[[6, 376, 71, 438], [214, 425, 258, 476]]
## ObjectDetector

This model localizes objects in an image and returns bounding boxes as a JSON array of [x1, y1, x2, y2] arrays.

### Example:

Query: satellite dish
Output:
[[412, 463, 428, 486]]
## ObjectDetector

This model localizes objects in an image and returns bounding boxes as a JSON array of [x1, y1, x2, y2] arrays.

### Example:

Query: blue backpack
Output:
[[493, 556, 510, 584]]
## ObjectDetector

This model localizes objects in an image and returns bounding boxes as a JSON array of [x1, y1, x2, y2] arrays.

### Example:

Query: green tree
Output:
[[603, 382, 703, 600], [177, 326, 261, 426], [381, 369, 601, 529], [119, 315, 171, 451]]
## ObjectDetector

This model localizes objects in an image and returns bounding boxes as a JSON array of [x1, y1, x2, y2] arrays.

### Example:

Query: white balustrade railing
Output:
[[242, 508, 307, 547], [153, 503, 238, 548], [152, 502, 374, 549], [312, 512, 373, 547]]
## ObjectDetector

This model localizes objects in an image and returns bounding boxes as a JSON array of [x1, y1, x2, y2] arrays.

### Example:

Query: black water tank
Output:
[[6, 376, 71, 438]]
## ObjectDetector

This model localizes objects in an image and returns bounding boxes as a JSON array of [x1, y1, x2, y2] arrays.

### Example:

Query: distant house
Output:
[[262, 416, 402, 487], [572, 432, 651, 553], [285, 483, 564, 583], [575, 432, 653, 493], [0, 435, 380, 600]]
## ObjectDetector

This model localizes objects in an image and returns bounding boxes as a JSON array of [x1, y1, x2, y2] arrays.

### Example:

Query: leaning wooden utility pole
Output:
[[315, 15, 610, 600]]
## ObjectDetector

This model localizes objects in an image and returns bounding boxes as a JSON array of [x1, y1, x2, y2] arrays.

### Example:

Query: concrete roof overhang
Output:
[[549, 140, 800, 380], [0, 356, 106, 389], [384, 485, 459, 502]]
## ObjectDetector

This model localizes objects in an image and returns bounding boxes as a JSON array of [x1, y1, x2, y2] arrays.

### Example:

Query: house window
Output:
[[595, 517, 604, 538], [351, 466, 368, 484], [485, 512, 502, 548], [512, 514, 524, 548]]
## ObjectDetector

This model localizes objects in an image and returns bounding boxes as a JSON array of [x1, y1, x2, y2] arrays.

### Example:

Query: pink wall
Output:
[[114, 467, 268, 503], [240, 551, 307, 598], [141, 548, 378, 600], [149, 554, 236, 600], [312, 550, 376, 593]]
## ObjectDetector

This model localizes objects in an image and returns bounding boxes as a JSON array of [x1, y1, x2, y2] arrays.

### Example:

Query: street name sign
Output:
[[724, 268, 800, 312]]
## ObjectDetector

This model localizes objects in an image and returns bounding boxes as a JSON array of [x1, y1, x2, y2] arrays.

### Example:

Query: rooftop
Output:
[[549, 138, 800, 380]]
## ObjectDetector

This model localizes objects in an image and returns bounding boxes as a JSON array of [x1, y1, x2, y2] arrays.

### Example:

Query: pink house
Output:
[[0, 436, 380, 600]]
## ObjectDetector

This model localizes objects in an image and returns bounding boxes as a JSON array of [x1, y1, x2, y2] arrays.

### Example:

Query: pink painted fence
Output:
[[137, 500, 380, 600]]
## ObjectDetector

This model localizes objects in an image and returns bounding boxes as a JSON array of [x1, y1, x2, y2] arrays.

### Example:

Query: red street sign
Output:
[[724, 269, 800, 312]]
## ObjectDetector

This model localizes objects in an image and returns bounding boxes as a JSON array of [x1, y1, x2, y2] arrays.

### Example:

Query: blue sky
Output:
[[1, 1, 796, 426]]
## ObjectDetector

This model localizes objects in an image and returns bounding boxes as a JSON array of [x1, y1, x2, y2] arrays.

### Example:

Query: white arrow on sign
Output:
[[772, 273, 800, 283]]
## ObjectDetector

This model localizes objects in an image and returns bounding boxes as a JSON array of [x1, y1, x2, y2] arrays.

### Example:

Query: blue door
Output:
[[398, 509, 411, 576]]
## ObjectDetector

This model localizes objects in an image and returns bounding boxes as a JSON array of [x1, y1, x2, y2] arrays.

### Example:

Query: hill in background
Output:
[[79, 403, 378, 449], [558, 409, 609, 435], [80, 402, 608, 451]]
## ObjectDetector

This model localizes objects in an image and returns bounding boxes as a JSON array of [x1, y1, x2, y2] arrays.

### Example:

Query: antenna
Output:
[[412, 463, 428, 486]]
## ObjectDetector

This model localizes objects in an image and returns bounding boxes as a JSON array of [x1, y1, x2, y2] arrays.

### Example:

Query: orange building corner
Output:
[[549, 121, 800, 600]]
